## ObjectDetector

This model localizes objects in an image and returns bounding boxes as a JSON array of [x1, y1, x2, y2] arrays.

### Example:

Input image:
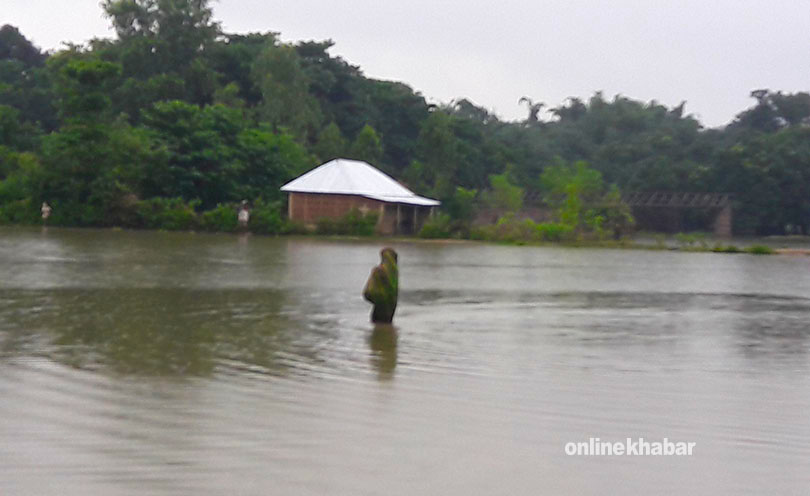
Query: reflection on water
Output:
[[369, 325, 398, 380], [1, 227, 810, 495], [0, 288, 296, 376]]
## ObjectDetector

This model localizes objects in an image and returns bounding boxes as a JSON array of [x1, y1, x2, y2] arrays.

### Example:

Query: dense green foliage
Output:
[[2, 1, 810, 235], [540, 160, 634, 239]]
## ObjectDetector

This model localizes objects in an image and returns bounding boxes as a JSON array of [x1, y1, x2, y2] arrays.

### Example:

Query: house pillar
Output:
[[713, 205, 733, 238]]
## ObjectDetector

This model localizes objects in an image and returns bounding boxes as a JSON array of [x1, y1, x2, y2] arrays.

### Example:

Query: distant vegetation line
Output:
[[2, 0, 810, 235]]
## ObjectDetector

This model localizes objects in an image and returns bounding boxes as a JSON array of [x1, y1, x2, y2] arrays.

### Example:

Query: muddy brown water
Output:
[[1, 227, 809, 495]]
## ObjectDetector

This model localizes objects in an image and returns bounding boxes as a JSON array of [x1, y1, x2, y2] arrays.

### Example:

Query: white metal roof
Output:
[[280, 158, 441, 206]]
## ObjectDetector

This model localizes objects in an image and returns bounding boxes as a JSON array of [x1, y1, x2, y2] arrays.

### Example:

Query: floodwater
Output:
[[1, 227, 809, 495]]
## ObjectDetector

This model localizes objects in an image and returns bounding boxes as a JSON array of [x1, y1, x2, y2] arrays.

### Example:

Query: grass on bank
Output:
[[2, 199, 780, 255], [416, 214, 780, 255]]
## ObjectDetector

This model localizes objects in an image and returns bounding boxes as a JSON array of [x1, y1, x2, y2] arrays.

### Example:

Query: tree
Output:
[[410, 110, 460, 198], [36, 55, 147, 225], [140, 100, 313, 208], [519, 96, 544, 125], [0, 104, 21, 148], [348, 124, 382, 164], [444, 186, 478, 223], [0, 25, 46, 66], [0, 149, 43, 223], [206, 32, 277, 107], [140, 100, 241, 207], [0, 26, 55, 131], [39, 122, 164, 226], [709, 126, 810, 234], [52, 58, 121, 123], [550, 97, 587, 122], [449, 98, 498, 124], [770, 91, 810, 126], [232, 127, 312, 202], [314, 122, 346, 162], [541, 160, 608, 230], [252, 43, 322, 141], [484, 173, 523, 212], [102, 0, 220, 71]]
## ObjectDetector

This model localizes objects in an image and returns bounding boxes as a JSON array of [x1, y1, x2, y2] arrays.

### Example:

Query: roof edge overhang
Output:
[[363, 193, 441, 206], [281, 188, 440, 207]]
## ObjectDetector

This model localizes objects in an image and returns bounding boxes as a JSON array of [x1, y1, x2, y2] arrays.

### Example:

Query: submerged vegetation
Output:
[[1, 0, 810, 242]]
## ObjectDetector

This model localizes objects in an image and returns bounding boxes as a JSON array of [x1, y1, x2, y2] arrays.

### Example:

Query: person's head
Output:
[[380, 247, 398, 265]]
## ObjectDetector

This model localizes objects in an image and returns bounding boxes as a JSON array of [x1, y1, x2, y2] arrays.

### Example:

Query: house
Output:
[[280, 158, 440, 234]]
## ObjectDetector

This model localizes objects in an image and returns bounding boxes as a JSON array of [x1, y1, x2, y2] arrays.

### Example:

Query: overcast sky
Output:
[[5, 0, 810, 127]]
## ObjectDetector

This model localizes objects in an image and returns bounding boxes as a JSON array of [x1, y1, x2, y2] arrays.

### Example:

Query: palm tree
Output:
[[519, 96, 544, 125]]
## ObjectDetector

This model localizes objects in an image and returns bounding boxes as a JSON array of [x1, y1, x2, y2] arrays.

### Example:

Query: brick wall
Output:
[[287, 192, 433, 235], [289, 193, 383, 225]]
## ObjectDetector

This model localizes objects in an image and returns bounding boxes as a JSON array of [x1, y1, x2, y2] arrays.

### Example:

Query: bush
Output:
[[535, 222, 574, 242], [445, 187, 478, 224], [315, 217, 338, 235], [0, 198, 39, 224], [469, 226, 492, 241], [675, 232, 708, 249], [136, 197, 198, 231], [200, 203, 238, 232], [418, 213, 452, 239], [653, 233, 668, 249], [40, 200, 105, 227], [104, 193, 141, 227], [340, 208, 378, 236], [491, 213, 528, 243], [466, 217, 575, 244], [281, 219, 308, 235], [745, 244, 774, 255], [712, 243, 742, 253], [249, 200, 284, 235]]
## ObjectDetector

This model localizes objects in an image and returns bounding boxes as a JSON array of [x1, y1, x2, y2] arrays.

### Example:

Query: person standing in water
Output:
[[363, 248, 399, 323], [41, 202, 52, 224], [237, 200, 250, 230]]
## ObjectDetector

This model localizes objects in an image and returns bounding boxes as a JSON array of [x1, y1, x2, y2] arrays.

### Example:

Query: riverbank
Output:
[[5, 223, 807, 256]]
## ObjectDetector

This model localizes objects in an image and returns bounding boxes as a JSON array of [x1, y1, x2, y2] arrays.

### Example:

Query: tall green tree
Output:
[[39, 57, 164, 225], [102, 0, 220, 71], [52, 58, 121, 123], [314, 122, 346, 162], [348, 124, 383, 164], [0, 25, 46, 66], [140, 100, 312, 208], [140, 100, 241, 207], [252, 43, 322, 141], [0, 25, 55, 131], [409, 111, 460, 198]]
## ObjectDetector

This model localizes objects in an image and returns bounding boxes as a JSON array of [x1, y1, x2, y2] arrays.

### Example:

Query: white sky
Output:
[[5, 0, 810, 127]]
